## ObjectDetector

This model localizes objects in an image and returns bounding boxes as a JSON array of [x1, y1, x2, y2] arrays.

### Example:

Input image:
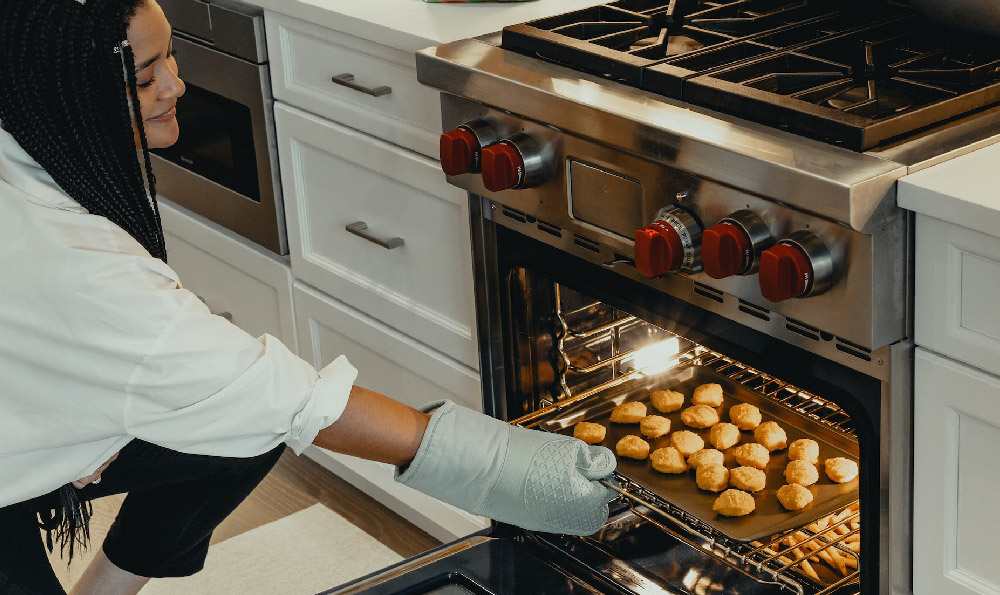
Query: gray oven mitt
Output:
[[396, 400, 616, 536]]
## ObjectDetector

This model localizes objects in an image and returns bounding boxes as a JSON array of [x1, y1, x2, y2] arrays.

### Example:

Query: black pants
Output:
[[0, 440, 285, 595]]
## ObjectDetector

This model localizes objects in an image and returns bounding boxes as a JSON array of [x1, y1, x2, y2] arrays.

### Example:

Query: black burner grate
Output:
[[502, 0, 1000, 149]]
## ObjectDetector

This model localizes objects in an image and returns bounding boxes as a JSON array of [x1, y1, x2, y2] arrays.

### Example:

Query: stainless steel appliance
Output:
[[152, 0, 286, 255], [325, 2, 1000, 594]]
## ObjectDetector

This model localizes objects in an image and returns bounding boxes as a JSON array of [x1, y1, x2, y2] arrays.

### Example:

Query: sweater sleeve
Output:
[[123, 291, 358, 457]]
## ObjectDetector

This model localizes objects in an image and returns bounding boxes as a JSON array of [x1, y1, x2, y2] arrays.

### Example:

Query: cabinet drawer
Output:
[[266, 11, 441, 159], [160, 200, 297, 349], [277, 103, 478, 369], [915, 215, 1000, 377]]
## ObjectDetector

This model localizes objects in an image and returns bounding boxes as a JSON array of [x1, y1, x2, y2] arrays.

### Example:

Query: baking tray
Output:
[[535, 363, 860, 542]]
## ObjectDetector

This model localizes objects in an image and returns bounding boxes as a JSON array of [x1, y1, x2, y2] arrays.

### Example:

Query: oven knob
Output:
[[758, 230, 835, 302], [481, 133, 544, 192], [634, 207, 702, 278], [701, 210, 773, 279], [439, 119, 499, 176]]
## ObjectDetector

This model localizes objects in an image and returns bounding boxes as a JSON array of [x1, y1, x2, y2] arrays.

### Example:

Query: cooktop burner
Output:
[[502, 0, 1000, 149]]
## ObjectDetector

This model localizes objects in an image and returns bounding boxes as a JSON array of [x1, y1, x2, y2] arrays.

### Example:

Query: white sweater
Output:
[[0, 127, 357, 508]]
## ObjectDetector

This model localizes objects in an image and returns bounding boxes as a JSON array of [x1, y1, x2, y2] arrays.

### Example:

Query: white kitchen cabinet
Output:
[[912, 347, 1000, 595], [292, 281, 488, 541], [275, 102, 478, 370], [159, 199, 297, 349]]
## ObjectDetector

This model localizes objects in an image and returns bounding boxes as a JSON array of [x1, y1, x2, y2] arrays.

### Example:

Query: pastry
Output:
[[709, 422, 740, 450], [573, 422, 606, 445], [754, 421, 788, 452], [687, 448, 724, 469], [730, 466, 767, 492], [696, 464, 730, 492], [784, 460, 819, 486], [824, 457, 859, 483], [732, 442, 769, 469], [610, 401, 647, 424], [681, 404, 720, 429], [728, 403, 762, 431], [615, 435, 650, 460], [788, 438, 820, 464], [670, 430, 705, 457], [776, 483, 814, 511], [650, 447, 688, 474], [639, 415, 671, 439], [713, 489, 755, 517], [692, 383, 724, 407], [650, 389, 685, 413]]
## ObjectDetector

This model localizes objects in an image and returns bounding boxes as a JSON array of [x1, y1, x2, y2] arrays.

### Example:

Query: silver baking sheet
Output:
[[536, 364, 860, 543]]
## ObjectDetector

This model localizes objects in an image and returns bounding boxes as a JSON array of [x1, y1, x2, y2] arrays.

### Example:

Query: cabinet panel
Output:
[[277, 103, 478, 369], [915, 215, 1000, 377], [159, 200, 297, 349], [293, 281, 487, 541], [266, 12, 440, 158], [913, 347, 1000, 595]]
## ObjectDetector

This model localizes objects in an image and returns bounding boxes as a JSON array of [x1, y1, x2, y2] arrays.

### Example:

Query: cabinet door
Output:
[[292, 281, 488, 541], [159, 200, 297, 349], [913, 347, 1000, 595]]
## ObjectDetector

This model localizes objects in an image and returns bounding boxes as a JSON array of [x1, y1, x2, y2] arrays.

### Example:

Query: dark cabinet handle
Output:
[[346, 221, 404, 249], [331, 73, 392, 97]]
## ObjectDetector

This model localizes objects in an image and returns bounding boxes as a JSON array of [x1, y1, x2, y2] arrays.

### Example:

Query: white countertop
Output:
[[898, 143, 1000, 238], [247, 0, 608, 53]]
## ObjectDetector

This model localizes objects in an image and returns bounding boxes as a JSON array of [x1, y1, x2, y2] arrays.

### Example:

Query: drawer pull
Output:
[[196, 295, 233, 322], [331, 73, 392, 97], [346, 221, 404, 249]]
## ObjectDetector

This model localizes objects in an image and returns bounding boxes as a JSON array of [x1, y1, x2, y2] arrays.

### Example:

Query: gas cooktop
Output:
[[502, 0, 1000, 150]]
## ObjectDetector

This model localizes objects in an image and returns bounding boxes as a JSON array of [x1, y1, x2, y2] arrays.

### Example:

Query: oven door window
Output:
[[152, 85, 260, 202]]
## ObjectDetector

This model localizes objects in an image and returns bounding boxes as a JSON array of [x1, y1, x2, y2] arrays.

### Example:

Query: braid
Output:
[[0, 0, 167, 261]]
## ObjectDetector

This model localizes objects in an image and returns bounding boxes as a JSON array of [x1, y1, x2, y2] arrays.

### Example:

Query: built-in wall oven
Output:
[[152, 0, 286, 255]]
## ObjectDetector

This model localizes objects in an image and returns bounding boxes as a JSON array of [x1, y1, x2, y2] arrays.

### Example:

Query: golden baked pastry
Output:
[[732, 442, 770, 469], [680, 404, 720, 429], [784, 459, 819, 486], [776, 483, 814, 511], [650, 447, 688, 474], [692, 383, 724, 407], [573, 422, 606, 445], [709, 422, 740, 450], [670, 430, 705, 457], [615, 435, 650, 460], [610, 401, 647, 424], [788, 438, 820, 464], [650, 389, 685, 413], [728, 403, 762, 430], [687, 448, 724, 469], [713, 489, 755, 517], [639, 415, 671, 439], [730, 466, 767, 492], [696, 464, 730, 492], [824, 457, 859, 483], [754, 421, 788, 452]]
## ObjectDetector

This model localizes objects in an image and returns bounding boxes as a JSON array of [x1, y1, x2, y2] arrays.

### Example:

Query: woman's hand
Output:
[[73, 452, 119, 488]]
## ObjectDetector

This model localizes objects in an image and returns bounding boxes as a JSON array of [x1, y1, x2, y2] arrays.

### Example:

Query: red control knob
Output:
[[439, 128, 480, 176], [702, 221, 753, 279], [634, 221, 684, 278], [481, 142, 525, 192], [759, 242, 813, 302]]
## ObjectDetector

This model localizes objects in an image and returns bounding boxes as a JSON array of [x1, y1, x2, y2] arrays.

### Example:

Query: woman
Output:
[[0, 1, 616, 593]]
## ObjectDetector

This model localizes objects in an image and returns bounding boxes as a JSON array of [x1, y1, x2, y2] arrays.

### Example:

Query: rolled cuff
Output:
[[284, 355, 358, 454]]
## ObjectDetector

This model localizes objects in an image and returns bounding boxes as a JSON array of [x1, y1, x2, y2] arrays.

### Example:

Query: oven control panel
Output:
[[437, 98, 907, 351]]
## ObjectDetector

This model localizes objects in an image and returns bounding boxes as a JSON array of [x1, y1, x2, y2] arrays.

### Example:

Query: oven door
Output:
[[151, 33, 286, 255]]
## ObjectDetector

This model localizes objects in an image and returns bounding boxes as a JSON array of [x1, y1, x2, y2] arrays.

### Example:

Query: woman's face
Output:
[[126, 0, 185, 149]]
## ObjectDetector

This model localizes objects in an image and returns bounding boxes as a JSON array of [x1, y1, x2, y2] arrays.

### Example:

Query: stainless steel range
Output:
[[326, 2, 1000, 595]]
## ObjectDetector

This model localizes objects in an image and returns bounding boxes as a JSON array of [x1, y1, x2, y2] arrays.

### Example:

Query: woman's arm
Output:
[[311, 386, 430, 467]]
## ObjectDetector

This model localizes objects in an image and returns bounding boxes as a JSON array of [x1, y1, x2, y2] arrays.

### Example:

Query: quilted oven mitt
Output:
[[396, 400, 617, 535]]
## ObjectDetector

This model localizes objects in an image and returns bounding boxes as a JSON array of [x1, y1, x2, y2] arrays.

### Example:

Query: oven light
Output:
[[629, 337, 681, 375]]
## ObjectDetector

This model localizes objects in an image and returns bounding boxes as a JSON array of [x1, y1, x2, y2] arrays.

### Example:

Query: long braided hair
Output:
[[0, 0, 167, 261], [0, 0, 167, 562]]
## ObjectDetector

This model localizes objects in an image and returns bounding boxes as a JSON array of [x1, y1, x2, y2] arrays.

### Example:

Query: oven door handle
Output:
[[346, 221, 405, 250], [331, 73, 392, 98]]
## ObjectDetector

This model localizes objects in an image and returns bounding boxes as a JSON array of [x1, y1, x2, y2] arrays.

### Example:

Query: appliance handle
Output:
[[346, 221, 404, 250], [331, 73, 392, 97]]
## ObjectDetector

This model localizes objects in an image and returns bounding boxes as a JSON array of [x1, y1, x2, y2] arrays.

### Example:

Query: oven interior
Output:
[[487, 225, 879, 595]]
